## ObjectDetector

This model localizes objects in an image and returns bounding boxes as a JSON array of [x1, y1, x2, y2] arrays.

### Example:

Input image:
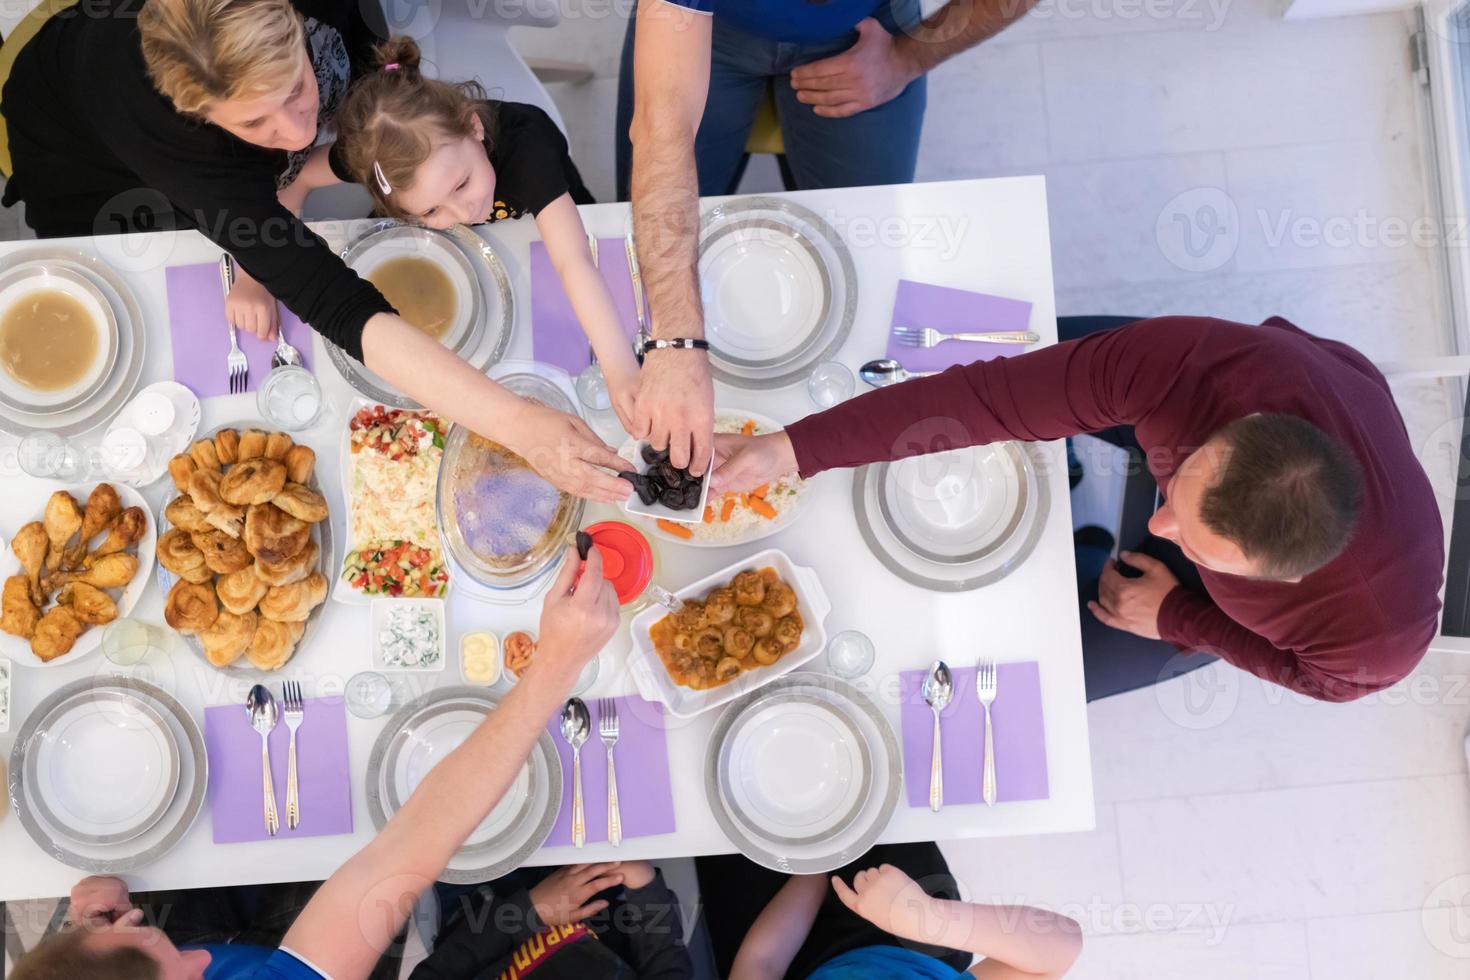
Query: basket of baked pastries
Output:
[[155, 425, 333, 673], [1, 482, 154, 667]]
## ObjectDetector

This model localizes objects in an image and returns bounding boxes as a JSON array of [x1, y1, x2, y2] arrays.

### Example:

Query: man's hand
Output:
[[224, 265, 281, 342], [632, 350, 714, 475], [507, 403, 635, 503], [1088, 551, 1178, 640], [831, 865, 937, 941], [68, 876, 141, 932], [530, 863, 625, 927], [710, 431, 799, 493], [790, 18, 920, 119], [537, 544, 621, 674]]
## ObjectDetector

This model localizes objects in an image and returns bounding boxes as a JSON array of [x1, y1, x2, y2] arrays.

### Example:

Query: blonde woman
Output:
[[0, 0, 632, 501]]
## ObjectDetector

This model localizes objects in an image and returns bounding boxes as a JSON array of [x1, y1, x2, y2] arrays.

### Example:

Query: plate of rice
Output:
[[624, 410, 808, 548]]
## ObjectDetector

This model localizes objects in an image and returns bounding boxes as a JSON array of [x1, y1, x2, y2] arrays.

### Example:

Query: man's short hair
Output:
[[9, 929, 158, 980], [1199, 413, 1364, 579]]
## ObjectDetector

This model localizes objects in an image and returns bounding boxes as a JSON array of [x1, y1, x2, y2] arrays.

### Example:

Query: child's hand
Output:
[[68, 876, 138, 931], [831, 864, 938, 941], [530, 863, 625, 927], [620, 860, 657, 890], [225, 266, 281, 341], [601, 360, 642, 437]]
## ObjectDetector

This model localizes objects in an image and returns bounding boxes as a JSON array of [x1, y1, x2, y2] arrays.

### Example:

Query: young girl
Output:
[[334, 38, 644, 432]]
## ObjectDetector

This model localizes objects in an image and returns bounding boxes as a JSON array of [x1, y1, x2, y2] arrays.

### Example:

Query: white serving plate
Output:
[[626, 548, 831, 718], [0, 482, 157, 669], [619, 441, 713, 525]]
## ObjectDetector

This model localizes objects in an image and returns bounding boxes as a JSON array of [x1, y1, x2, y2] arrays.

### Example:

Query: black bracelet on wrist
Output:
[[640, 337, 710, 355]]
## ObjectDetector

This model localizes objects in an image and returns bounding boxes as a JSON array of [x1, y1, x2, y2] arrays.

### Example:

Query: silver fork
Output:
[[221, 254, 301, 369], [282, 681, 305, 830], [894, 326, 1040, 349], [976, 660, 998, 807], [598, 698, 622, 847], [218, 255, 250, 393]]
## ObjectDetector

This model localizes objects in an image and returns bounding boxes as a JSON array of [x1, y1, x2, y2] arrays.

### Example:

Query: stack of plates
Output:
[[706, 673, 900, 874], [327, 222, 513, 407], [366, 687, 561, 883], [697, 198, 856, 390], [0, 247, 147, 437], [853, 441, 1050, 592], [7, 677, 207, 872]]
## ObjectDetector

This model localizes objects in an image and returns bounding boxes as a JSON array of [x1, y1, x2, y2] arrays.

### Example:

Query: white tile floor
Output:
[[4, 2, 1467, 977]]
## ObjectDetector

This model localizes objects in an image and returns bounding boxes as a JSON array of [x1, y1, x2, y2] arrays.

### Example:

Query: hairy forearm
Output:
[[629, 115, 703, 341], [896, 0, 1039, 74], [361, 312, 526, 438], [730, 875, 827, 980], [903, 897, 1081, 978]]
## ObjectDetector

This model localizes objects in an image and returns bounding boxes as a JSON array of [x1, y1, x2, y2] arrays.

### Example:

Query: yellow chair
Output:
[[0, 0, 80, 178], [736, 80, 796, 193]]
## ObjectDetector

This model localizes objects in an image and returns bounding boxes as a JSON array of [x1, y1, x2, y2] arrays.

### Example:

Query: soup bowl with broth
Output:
[[350, 228, 477, 354], [0, 266, 116, 410]]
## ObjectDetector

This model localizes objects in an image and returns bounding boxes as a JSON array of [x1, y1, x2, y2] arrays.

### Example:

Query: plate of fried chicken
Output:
[[1, 483, 155, 667]]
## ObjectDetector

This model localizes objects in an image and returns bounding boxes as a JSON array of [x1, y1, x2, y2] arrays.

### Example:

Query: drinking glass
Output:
[[18, 433, 62, 477], [258, 366, 323, 431], [346, 671, 403, 719], [807, 361, 855, 409], [101, 618, 167, 667], [825, 630, 876, 679], [575, 363, 622, 441]]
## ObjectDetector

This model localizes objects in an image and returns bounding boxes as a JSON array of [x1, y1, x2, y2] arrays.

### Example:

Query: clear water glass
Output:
[[258, 366, 323, 431], [50, 442, 87, 480], [18, 433, 63, 477], [825, 630, 876, 679], [808, 361, 856, 409], [574, 363, 622, 440], [102, 618, 166, 667], [346, 671, 401, 719]]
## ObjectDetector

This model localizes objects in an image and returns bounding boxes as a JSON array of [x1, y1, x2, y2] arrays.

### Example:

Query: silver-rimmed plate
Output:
[[0, 263, 119, 414], [25, 688, 180, 845], [326, 222, 513, 408], [705, 673, 900, 874], [854, 441, 1050, 593], [366, 686, 562, 883], [8, 676, 208, 873], [155, 423, 334, 676], [697, 198, 856, 390], [342, 224, 482, 357], [0, 247, 147, 438]]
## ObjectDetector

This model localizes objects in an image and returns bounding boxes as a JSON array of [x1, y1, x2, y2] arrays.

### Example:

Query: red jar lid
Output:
[[583, 521, 653, 605]]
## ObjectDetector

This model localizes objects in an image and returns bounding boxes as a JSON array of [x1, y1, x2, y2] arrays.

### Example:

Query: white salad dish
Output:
[[371, 598, 446, 672]]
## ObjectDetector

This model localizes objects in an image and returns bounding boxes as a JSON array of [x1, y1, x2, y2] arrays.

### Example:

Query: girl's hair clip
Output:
[[372, 161, 392, 195], [383, 62, 401, 72]]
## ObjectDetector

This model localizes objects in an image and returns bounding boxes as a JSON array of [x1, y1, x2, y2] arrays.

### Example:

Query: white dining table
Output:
[[0, 176, 1094, 902]]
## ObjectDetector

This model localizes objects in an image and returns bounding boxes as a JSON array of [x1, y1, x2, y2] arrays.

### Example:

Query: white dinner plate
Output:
[[725, 694, 870, 845], [344, 225, 479, 355], [8, 677, 208, 873], [28, 689, 180, 845], [366, 687, 561, 884], [388, 704, 533, 848], [0, 481, 158, 669], [696, 198, 857, 390], [706, 673, 900, 874], [854, 442, 1051, 593]]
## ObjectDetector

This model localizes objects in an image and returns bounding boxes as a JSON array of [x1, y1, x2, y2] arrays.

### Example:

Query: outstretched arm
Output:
[[627, 0, 715, 474], [729, 874, 827, 980], [280, 547, 621, 979]]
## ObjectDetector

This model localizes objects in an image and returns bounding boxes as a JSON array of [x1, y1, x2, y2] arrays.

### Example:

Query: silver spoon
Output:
[[922, 660, 953, 812], [560, 698, 591, 848], [247, 684, 281, 836], [859, 359, 937, 388]]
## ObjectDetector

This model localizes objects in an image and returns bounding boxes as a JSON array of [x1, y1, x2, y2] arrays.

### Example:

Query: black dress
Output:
[[0, 0, 391, 360], [479, 101, 595, 223]]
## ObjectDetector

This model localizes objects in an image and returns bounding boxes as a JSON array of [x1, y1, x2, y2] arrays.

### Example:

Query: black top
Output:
[[481, 102, 593, 223], [1, 0, 392, 361], [411, 874, 693, 980]]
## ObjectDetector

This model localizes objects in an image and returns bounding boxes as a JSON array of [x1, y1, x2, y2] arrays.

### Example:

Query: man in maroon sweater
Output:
[[713, 316, 1445, 702]]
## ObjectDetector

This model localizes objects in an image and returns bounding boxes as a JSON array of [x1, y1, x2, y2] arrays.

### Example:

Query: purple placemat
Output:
[[898, 662, 1049, 807], [544, 695, 676, 846], [530, 238, 641, 377], [165, 262, 316, 398], [888, 279, 1032, 373], [203, 696, 352, 843]]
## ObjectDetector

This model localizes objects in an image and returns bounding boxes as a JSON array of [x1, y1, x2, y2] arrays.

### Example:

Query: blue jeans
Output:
[[614, 0, 928, 200]]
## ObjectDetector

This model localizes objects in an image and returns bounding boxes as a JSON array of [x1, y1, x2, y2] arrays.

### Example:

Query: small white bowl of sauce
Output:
[[0, 266, 116, 408], [460, 631, 501, 687]]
